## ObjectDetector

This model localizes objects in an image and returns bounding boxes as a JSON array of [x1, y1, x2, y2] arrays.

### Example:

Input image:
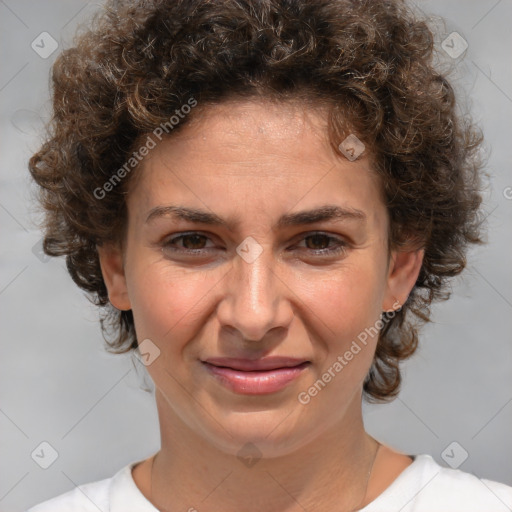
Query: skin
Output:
[[98, 98, 424, 511]]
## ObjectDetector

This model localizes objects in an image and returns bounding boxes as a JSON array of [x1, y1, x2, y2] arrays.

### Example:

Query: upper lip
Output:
[[202, 357, 310, 371]]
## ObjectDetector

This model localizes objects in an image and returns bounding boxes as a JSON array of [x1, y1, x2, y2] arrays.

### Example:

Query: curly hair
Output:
[[28, 0, 484, 402]]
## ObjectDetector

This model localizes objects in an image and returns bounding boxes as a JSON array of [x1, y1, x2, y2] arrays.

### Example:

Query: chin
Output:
[[196, 407, 323, 459]]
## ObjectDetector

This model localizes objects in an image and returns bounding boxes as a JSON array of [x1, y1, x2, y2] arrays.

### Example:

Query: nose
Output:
[[215, 241, 294, 342]]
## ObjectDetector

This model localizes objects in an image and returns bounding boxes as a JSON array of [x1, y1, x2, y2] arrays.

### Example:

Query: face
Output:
[[99, 99, 423, 457]]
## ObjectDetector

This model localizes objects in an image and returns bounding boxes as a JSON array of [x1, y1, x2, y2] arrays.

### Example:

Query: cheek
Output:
[[296, 264, 386, 407], [126, 261, 213, 347], [303, 258, 386, 344], [125, 241, 388, 359]]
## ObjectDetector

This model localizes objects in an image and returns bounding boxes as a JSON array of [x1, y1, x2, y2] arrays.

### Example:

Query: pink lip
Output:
[[202, 357, 310, 395]]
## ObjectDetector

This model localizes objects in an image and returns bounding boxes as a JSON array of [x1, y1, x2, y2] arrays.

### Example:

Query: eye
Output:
[[294, 232, 347, 256], [161, 231, 348, 259], [163, 232, 216, 254]]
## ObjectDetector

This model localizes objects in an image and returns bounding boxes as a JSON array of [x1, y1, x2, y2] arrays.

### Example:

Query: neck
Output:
[[149, 389, 379, 512]]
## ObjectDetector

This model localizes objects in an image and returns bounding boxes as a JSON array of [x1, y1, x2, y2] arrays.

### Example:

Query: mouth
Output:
[[203, 356, 310, 371], [201, 357, 311, 395]]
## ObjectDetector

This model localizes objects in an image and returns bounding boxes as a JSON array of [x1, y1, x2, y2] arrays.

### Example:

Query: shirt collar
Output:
[[109, 459, 159, 511]]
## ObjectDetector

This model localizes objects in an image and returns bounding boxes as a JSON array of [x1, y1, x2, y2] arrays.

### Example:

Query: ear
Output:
[[382, 247, 424, 312], [97, 243, 132, 311]]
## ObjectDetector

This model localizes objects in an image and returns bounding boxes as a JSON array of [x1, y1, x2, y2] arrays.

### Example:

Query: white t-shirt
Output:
[[26, 454, 512, 512]]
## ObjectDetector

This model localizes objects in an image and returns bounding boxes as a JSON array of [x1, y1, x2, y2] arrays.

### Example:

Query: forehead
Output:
[[127, 98, 385, 228], [154, 98, 335, 170]]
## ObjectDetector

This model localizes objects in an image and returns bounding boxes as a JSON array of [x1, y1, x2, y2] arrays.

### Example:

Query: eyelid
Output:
[[164, 231, 217, 248], [291, 232, 348, 254], [291, 230, 346, 244], [162, 230, 349, 256]]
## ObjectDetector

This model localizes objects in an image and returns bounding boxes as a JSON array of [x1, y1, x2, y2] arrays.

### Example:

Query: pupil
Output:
[[184, 235, 204, 249], [308, 234, 327, 249]]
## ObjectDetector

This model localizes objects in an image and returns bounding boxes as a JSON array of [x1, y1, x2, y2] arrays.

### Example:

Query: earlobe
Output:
[[383, 248, 424, 312], [97, 243, 132, 311]]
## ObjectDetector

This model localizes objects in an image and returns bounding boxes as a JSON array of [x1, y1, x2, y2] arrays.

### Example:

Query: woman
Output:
[[26, 0, 512, 510]]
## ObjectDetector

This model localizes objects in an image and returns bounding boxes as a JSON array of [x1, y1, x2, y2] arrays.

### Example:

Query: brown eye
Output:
[[179, 234, 208, 249], [294, 232, 348, 257], [304, 233, 331, 250], [163, 232, 214, 253]]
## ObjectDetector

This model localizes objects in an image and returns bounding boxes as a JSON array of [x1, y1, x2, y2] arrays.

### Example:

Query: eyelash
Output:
[[162, 231, 348, 258]]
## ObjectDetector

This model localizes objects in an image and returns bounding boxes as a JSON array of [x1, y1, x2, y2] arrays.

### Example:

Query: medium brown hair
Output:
[[29, 0, 484, 402]]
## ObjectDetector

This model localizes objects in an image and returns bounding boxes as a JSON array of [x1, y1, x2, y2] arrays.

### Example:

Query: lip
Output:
[[202, 357, 310, 395], [204, 356, 309, 371]]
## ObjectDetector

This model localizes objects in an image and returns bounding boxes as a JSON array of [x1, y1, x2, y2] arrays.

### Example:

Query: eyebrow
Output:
[[145, 204, 366, 229]]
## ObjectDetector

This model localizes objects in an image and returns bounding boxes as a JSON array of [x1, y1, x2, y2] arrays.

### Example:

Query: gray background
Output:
[[1, 1, 511, 511]]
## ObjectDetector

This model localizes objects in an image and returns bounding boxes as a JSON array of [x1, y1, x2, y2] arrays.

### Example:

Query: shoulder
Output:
[[25, 460, 156, 512], [363, 454, 512, 512], [25, 474, 111, 512], [425, 460, 512, 510]]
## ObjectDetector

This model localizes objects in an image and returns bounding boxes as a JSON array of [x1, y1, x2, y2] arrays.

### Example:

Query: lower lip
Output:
[[202, 362, 310, 395]]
